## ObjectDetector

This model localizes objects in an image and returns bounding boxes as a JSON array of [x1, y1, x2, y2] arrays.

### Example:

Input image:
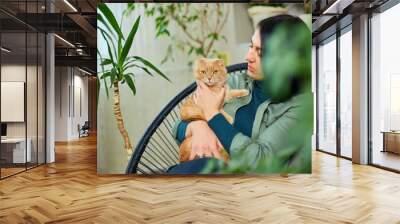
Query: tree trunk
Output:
[[113, 81, 133, 158]]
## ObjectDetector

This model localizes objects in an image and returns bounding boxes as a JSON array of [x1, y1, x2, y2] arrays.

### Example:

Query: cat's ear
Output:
[[215, 59, 227, 74], [194, 58, 204, 73], [198, 58, 207, 65], [194, 58, 206, 68], [216, 59, 225, 67]]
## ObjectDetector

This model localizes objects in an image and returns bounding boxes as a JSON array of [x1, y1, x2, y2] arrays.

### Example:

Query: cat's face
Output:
[[194, 58, 227, 86]]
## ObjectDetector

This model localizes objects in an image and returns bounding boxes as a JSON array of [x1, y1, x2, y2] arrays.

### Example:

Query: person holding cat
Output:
[[168, 15, 310, 174]]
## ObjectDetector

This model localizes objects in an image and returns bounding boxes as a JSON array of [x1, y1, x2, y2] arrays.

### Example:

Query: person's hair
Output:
[[257, 15, 308, 58]]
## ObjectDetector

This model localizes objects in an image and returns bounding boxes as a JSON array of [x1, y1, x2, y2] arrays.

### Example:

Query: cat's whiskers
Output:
[[203, 78, 227, 87]]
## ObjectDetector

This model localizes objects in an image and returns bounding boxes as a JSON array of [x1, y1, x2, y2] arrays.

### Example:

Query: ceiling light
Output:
[[54, 34, 75, 48], [63, 0, 78, 12], [78, 67, 92, 76], [76, 48, 85, 55], [1, 47, 11, 53]]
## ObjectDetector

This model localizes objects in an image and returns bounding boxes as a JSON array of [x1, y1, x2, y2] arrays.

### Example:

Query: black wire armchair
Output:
[[126, 63, 248, 174]]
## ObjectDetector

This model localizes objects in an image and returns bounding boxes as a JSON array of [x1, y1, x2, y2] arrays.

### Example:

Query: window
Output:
[[370, 3, 400, 171], [339, 28, 352, 158], [317, 36, 337, 154]]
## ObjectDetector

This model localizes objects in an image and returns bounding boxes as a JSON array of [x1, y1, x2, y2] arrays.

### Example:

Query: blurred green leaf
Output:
[[124, 3, 135, 16], [263, 22, 311, 102]]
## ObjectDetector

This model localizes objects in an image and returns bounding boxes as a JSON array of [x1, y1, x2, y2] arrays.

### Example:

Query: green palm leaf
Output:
[[101, 59, 113, 66], [98, 27, 117, 59], [97, 13, 116, 40], [119, 16, 141, 67], [97, 49, 109, 98], [98, 3, 125, 40], [98, 3, 169, 97], [100, 30, 116, 66], [124, 74, 136, 95], [133, 56, 170, 81]]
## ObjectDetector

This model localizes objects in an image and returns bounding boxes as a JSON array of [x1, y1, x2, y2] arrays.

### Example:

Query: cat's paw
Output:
[[225, 115, 234, 124], [229, 89, 249, 98], [237, 89, 249, 97]]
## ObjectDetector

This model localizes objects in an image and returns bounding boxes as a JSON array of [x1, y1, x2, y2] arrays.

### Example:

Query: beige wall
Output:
[[54, 67, 89, 141], [1, 63, 45, 164], [1, 64, 40, 138]]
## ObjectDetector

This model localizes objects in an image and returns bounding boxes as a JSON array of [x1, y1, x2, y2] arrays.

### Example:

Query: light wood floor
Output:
[[1, 163, 44, 178], [1, 167, 26, 178], [0, 135, 399, 223], [373, 150, 400, 171]]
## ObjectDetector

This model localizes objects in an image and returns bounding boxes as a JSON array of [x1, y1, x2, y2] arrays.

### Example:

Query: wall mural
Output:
[[97, 3, 312, 175]]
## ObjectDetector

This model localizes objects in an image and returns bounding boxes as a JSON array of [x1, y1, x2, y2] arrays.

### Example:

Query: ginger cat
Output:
[[179, 58, 249, 162]]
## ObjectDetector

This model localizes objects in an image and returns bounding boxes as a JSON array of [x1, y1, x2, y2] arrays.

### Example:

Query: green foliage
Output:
[[98, 4, 124, 40], [133, 3, 230, 65], [202, 20, 313, 174], [124, 3, 135, 17], [263, 22, 311, 102], [97, 3, 170, 96]]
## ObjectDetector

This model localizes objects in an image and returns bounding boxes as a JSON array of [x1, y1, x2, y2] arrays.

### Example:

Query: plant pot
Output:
[[247, 6, 288, 30]]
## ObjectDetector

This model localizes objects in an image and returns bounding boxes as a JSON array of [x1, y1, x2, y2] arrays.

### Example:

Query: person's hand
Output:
[[194, 81, 226, 121], [186, 120, 223, 160]]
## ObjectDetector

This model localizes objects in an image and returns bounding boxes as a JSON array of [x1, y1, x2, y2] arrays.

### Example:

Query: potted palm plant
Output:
[[97, 3, 169, 159]]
